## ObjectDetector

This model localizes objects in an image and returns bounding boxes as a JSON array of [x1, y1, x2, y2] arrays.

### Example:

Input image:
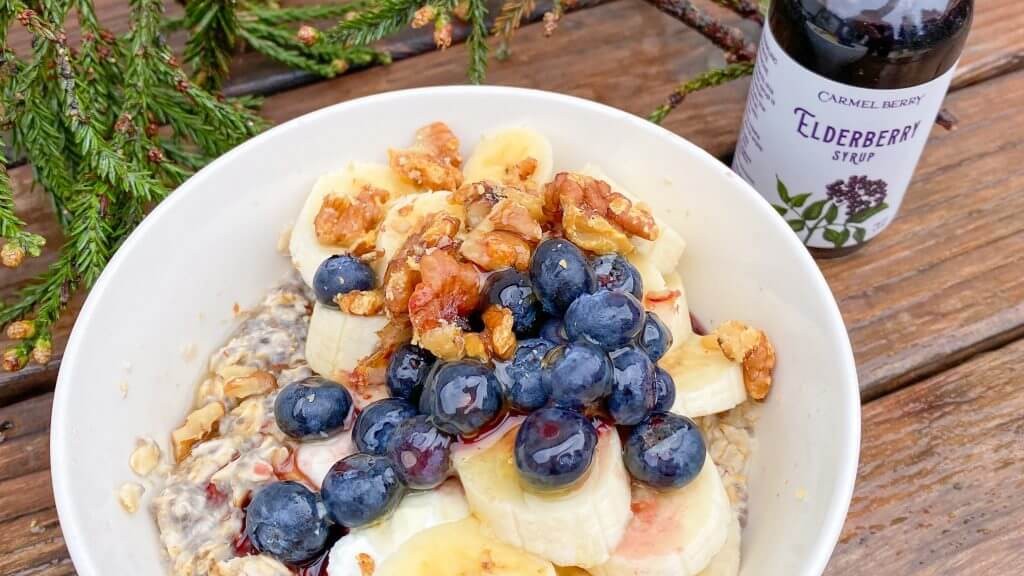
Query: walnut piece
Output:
[[418, 323, 467, 361], [171, 401, 225, 462], [508, 157, 538, 185], [383, 213, 462, 316], [388, 122, 463, 190], [544, 172, 659, 253], [314, 185, 389, 252], [223, 370, 277, 400], [459, 197, 543, 271], [348, 319, 413, 401], [714, 321, 776, 400], [460, 229, 532, 271], [454, 181, 546, 228], [482, 305, 516, 360], [464, 332, 491, 362], [356, 553, 375, 576], [336, 289, 386, 316], [410, 250, 481, 328]]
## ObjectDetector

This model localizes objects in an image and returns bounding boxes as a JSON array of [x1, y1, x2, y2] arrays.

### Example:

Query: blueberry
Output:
[[485, 268, 543, 336], [541, 341, 612, 411], [638, 312, 673, 362], [514, 407, 598, 491], [274, 377, 352, 440], [624, 412, 706, 489], [539, 318, 568, 344], [529, 239, 596, 315], [607, 346, 656, 425], [564, 290, 646, 351], [352, 398, 418, 456], [313, 254, 375, 307], [386, 415, 453, 489], [652, 367, 676, 412], [495, 338, 557, 412], [321, 453, 405, 528], [245, 481, 330, 564], [590, 254, 643, 299], [423, 361, 504, 437], [386, 344, 435, 403]]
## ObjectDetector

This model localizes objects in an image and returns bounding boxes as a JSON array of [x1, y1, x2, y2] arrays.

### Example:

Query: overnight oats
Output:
[[143, 122, 776, 576]]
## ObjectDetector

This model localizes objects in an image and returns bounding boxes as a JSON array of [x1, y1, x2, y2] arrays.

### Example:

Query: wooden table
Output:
[[2, 1, 1023, 574]]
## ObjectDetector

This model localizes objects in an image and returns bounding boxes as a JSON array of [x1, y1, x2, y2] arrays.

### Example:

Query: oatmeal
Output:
[[150, 123, 775, 576], [153, 282, 312, 576]]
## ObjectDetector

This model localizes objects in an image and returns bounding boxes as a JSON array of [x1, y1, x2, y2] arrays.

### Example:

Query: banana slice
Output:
[[375, 516, 557, 576], [661, 336, 747, 418], [697, 516, 741, 576], [328, 480, 471, 576], [463, 126, 554, 187], [628, 250, 667, 294], [578, 163, 686, 274], [289, 162, 420, 286], [590, 457, 732, 576], [645, 272, 693, 350], [454, 425, 633, 568], [375, 190, 467, 266], [296, 429, 355, 489], [305, 302, 389, 400]]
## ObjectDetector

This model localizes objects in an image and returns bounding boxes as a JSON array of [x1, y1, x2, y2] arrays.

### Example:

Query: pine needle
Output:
[[465, 0, 488, 83], [493, 0, 534, 60], [648, 61, 754, 124], [326, 0, 423, 46]]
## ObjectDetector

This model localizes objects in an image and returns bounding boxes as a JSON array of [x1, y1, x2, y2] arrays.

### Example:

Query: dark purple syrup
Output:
[[769, 0, 973, 89]]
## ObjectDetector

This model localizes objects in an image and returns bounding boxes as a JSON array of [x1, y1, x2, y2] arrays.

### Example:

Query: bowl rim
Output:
[[50, 85, 860, 576]]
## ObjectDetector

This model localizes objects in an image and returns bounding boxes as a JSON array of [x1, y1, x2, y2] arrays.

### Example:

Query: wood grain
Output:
[[3, 0, 1024, 403], [819, 68, 1024, 400], [0, 394, 70, 576], [825, 339, 1024, 575]]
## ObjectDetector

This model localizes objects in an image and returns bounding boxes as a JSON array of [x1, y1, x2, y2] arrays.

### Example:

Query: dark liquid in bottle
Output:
[[766, 0, 973, 257]]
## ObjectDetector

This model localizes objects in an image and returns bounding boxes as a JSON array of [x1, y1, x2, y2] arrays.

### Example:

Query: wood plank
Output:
[[3, 0, 1024, 403], [825, 338, 1024, 575], [0, 393, 70, 576], [819, 68, 1024, 400]]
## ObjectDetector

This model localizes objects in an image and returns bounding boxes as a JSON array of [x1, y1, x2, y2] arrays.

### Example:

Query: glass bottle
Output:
[[733, 0, 973, 257]]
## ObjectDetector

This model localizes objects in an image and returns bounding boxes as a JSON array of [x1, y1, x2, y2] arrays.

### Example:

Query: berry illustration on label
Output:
[[772, 176, 890, 248]]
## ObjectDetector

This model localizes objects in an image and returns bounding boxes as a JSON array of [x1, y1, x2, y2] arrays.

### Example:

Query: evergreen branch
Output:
[[0, 146, 46, 259], [648, 61, 753, 124], [0, 252, 74, 327], [245, 2, 366, 25], [61, 177, 113, 285], [182, 0, 240, 88], [326, 0, 422, 46], [17, 5, 169, 203], [465, 0, 487, 83], [644, 0, 756, 62], [709, 0, 763, 24], [238, 24, 344, 77], [10, 55, 77, 215], [492, 0, 534, 60]]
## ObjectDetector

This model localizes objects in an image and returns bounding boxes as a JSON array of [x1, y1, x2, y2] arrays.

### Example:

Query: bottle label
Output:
[[732, 25, 956, 249]]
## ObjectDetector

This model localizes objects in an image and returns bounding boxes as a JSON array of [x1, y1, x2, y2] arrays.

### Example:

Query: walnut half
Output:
[[171, 402, 225, 462], [388, 122, 463, 191], [713, 321, 776, 400], [223, 370, 277, 400]]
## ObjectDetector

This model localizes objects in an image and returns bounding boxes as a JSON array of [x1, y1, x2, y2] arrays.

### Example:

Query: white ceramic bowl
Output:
[[51, 86, 859, 576]]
